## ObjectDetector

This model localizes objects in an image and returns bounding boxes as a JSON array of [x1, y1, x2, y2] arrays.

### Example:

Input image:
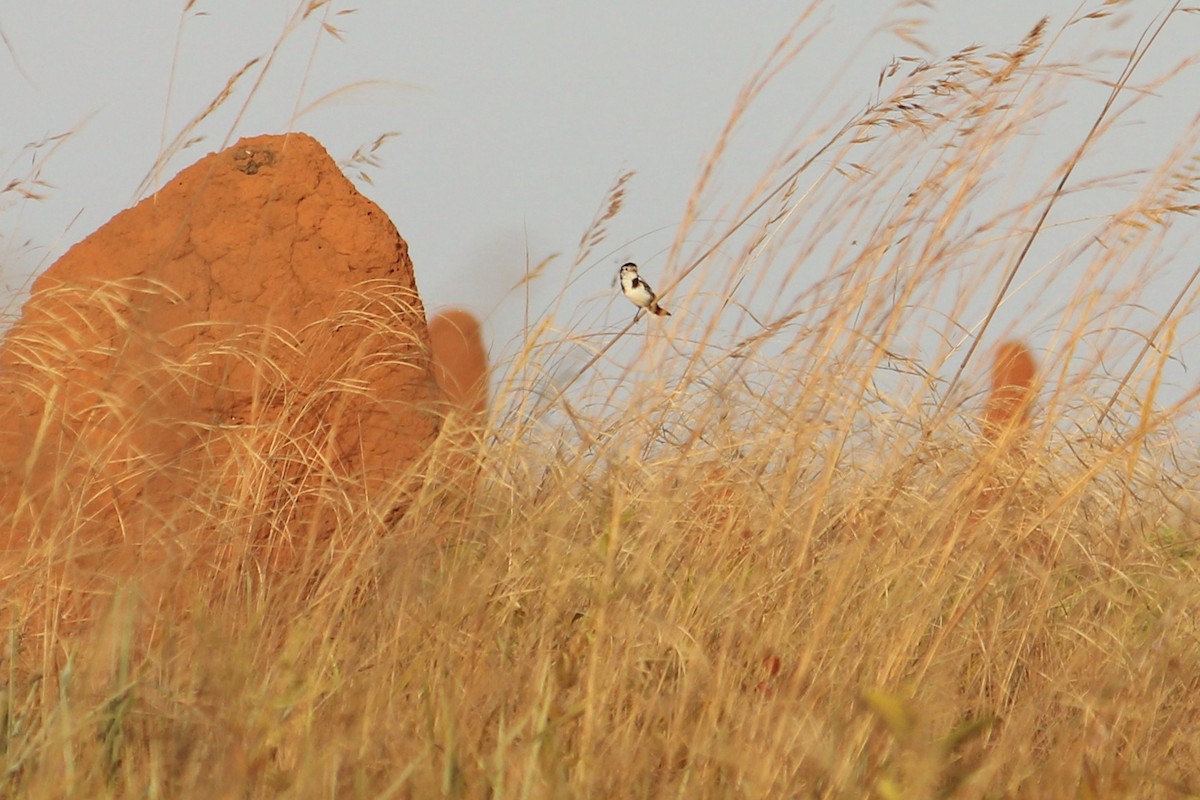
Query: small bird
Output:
[[618, 262, 671, 317]]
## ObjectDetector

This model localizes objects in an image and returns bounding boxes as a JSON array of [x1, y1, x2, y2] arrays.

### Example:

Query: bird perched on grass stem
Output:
[[618, 262, 671, 317]]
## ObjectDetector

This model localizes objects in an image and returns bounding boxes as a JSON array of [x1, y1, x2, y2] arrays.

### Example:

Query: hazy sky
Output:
[[3, 2, 1198, 405]]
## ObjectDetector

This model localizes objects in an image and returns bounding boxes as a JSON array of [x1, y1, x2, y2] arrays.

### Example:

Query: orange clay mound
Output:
[[982, 340, 1037, 443], [0, 133, 442, 620], [429, 308, 489, 417]]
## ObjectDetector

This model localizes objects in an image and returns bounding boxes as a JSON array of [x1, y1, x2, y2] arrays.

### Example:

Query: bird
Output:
[[618, 262, 671, 317]]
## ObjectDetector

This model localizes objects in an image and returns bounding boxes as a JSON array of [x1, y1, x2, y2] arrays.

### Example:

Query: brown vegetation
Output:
[[2, 5, 1199, 799]]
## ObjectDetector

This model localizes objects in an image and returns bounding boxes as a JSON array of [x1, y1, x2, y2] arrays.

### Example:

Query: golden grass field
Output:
[[4, 4, 1200, 798]]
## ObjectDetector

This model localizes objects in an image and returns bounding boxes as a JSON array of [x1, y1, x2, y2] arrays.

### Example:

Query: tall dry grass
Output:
[[4, 2, 1200, 797]]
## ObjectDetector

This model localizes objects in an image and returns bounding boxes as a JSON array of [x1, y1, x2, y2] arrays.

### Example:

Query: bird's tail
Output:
[[650, 303, 671, 317]]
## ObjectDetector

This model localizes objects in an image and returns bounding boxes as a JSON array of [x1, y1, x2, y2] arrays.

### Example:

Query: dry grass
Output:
[[4, 2, 1200, 797]]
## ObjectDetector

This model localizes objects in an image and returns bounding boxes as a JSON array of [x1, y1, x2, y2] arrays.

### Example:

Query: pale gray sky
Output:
[[3, 2, 1198, 408]]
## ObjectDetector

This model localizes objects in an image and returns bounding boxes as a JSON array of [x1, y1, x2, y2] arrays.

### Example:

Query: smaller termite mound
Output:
[[428, 308, 489, 419], [421, 308, 490, 513], [969, 340, 1040, 529], [981, 340, 1038, 445]]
